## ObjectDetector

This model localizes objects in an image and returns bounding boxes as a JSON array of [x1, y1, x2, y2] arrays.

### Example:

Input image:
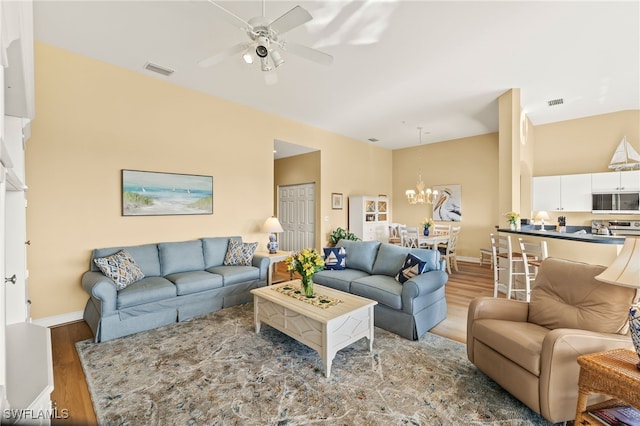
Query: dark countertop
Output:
[[498, 225, 626, 244]]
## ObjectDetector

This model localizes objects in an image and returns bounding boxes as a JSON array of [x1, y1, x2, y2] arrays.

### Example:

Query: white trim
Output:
[[31, 310, 83, 328], [458, 255, 480, 264]]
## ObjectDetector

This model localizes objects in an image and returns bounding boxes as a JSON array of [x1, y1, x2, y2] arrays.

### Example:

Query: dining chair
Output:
[[402, 227, 419, 248], [439, 226, 460, 274], [388, 224, 401, 245], [517, 238, 548, 302], [490, 233, 525, 299], [432, 224, 451, 236]]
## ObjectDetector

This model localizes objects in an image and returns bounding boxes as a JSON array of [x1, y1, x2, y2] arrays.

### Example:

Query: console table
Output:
[[574, 348, 640, 424]]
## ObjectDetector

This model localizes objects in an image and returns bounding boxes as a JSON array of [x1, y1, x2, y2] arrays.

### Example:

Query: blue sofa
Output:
[[313, 240, 449, 340], [82, 236, 269, 342]]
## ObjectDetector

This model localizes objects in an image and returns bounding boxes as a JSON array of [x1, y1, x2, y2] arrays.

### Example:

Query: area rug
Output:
[[77, 303, 554, 425]]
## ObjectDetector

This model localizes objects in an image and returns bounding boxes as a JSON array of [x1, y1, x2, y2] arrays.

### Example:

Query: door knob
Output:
[[5, 274, 16, 285]]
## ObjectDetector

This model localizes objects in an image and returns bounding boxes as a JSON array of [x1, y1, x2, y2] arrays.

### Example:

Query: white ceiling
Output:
[[33, 1, 639, 155]]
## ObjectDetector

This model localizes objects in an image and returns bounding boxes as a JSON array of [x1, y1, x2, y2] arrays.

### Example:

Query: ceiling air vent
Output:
[[144, 62, 174, 77], [547, 98, 564, 107], [368, 138, 379, 143]]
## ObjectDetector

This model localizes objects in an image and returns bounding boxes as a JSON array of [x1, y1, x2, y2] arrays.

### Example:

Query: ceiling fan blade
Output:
[[269, 5, 312, 36], [284, 42, 333, 66], [198, 43, 248, 68], [204, 0, 253, 30]]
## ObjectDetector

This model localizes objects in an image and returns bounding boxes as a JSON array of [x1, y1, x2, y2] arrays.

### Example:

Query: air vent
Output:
[[144, 62, 174, 76], [368, 138, 379, 143], [547, 98, 564, 107]]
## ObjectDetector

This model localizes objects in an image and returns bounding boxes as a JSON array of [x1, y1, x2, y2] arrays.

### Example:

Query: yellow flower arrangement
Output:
[[504, 212, 520, 225], [421, 217, 435, 230], [285, 248, 325, 296]]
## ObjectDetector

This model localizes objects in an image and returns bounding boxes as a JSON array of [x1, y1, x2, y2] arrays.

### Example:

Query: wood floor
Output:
[[49, 261, 494, 425]]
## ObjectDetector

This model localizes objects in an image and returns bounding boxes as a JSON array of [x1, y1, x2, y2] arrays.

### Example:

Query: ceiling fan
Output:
[[198, 0, 333, 82]]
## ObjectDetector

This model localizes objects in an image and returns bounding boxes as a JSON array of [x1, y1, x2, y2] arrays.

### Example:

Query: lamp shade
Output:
[[535, 211, 550, 221], [595, 236, 640, 288], [262, 217, 284, 233]]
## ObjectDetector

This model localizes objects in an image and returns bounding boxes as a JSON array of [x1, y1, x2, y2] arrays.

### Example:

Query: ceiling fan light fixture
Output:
[[270, 50, 284, 68], [260, 57, 272, 72], [242, 51, 254, 64], [256, 45, 268, 58]]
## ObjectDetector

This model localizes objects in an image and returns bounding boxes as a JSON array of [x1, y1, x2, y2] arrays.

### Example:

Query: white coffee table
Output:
[[251, 281, 377, 377]]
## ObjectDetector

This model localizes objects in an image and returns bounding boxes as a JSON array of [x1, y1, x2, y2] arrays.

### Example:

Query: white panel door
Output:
[[279, 183, 315, 252]]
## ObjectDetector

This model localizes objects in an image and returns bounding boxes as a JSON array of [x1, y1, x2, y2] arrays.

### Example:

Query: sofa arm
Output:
[[252, 254, 270, 281], [81, 271, 118, 316], [539, 328, 633, 422], [401, 270, 448, 312]]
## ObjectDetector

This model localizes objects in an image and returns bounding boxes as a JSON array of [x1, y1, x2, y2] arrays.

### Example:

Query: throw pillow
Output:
[[223, 240, 258, 266], [323, 247, 346, 270], [93, 249, 145, 290], [395, 253, 427, 284]]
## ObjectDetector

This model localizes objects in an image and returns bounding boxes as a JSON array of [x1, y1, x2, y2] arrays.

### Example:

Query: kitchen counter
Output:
[[498, 225, 626, 245]]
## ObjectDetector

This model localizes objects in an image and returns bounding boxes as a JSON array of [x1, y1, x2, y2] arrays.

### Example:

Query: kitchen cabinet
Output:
[[592, 170, 640, 192], [348, 196, 389, 241], [532, 173, 592, 212]]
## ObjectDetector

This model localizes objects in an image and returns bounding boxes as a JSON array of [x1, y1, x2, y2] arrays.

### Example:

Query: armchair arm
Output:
[[252, 254, 270, 281], [81, 271, 118, 316], [539, 328, 633, 422]]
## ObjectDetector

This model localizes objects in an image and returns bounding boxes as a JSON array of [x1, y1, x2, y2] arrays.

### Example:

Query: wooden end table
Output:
[[255, 250, 290, 285], [574, 348, 640, 424]]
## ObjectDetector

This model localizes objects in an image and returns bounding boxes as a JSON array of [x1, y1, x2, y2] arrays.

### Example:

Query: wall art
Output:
[[432, 184, 462, 222]]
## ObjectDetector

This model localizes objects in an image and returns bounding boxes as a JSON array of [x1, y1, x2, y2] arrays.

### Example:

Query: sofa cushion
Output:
[[395, 253, 427, 284], [159, 240, 205, 275], [92, 243, 161, 277], [323, 247, 346, 270], [528, 257, 636, 334], [223, 240, 258, 266], [351, 275, 403, 310], [165, 271, 223, 296], [472, 319, 549, 376], [93, 249, 145, 290], [207, 265, 260, 285], [202, 237, 242, 268], [116, 276, 177, 309], [337, 239, 381, 274], [313, 269, 370, 293], [372, 244, 411, 276]]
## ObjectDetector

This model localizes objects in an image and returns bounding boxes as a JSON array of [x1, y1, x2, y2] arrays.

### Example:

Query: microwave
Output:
[[592, 192, 640, 214]]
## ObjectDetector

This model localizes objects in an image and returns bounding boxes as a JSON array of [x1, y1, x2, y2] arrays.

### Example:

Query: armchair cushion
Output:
[[528, 257, 635, 334]]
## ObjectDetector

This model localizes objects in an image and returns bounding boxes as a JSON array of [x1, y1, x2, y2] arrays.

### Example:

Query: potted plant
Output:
[[504, 212, 520, 230], [421, 218, 435, 236], [285, 248, 325, 297], [328, 227, 359, 246]]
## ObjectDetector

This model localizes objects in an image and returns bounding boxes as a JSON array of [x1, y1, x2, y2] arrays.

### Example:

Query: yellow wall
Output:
[[392, 133, 499, 259], [26, 43, 391, 319]]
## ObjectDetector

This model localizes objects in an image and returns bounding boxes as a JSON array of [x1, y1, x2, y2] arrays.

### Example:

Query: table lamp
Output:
[[595, 236, 640, 368], [535, 211, 550, 231], [262, 216, 284, 254]]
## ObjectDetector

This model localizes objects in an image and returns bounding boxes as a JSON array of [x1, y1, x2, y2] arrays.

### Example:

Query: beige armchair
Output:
[[467, 257, 635, 423]]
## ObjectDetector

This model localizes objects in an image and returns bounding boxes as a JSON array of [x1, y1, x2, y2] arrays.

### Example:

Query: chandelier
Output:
[[405, 127, 438, 205]]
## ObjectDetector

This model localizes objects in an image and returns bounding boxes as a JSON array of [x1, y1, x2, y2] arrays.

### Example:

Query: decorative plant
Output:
[[504, 212, 520, 225], [285, 248, 325, 296], [329, 227, 359, 246], [421, 218, 435, 230]]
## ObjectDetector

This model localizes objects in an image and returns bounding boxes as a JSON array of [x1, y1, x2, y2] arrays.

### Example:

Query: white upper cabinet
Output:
[[532, 173, 592, 212], [592, 170, 640, 192]]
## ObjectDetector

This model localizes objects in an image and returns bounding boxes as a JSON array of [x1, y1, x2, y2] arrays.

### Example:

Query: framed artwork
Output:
[[122, 169, 213, 216], [331, 193, 343, 210], [432, 184, 462, 222]]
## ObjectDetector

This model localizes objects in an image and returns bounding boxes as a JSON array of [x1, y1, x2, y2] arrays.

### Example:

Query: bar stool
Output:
[[517, 238, 548, 301], [490, 233, 524, 298]]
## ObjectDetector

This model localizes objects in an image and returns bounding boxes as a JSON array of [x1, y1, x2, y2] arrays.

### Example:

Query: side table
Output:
[[255, 250, 290, 285], [574, 348, 640, 424]]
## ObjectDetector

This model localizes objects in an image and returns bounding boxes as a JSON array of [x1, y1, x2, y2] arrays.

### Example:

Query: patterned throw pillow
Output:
[[223, 240, 258, 266], [395, 253, 427, 284], [93, 249, 145, 290], [323, 247, 346, 270]]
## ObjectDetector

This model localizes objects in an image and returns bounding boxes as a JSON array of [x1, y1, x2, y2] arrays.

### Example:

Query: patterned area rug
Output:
[[77, 303, 554, 425]]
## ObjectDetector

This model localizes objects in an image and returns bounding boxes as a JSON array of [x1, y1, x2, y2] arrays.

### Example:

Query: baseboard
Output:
[[32, 310, 84, 328], [458, 256, 480, 264]]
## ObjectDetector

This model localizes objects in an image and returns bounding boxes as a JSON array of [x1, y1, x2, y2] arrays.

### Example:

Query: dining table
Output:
[[417, 234, 449, 250]]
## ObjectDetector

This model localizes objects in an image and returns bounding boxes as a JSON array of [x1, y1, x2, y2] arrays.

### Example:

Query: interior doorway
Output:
[[278, 183, 315, 252]]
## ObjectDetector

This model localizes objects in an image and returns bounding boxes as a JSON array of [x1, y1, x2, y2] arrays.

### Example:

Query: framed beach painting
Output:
[[432, 184, 462, 222], [122, 170, 213, 216]]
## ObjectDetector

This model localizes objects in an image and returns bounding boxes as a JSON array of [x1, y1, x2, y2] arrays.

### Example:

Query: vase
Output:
[[509, 222, 516, 231], [300, 276, 314, 297], [423, 228, 429, 236]]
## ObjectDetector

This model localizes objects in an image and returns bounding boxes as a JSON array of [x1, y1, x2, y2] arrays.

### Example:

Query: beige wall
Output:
[[392, 133, 499, 260], [26, 43, 391, 319]]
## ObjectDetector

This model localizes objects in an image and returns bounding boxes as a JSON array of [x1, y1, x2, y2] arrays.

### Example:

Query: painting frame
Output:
[[122, 169, 213, 216], [432, 184, 462, 222], [331, 193, 343, 210]]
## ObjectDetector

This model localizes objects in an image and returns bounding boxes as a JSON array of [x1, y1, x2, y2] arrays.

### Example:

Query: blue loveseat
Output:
[[82, 236, 269, 342], [313, 240, 449, 340]]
